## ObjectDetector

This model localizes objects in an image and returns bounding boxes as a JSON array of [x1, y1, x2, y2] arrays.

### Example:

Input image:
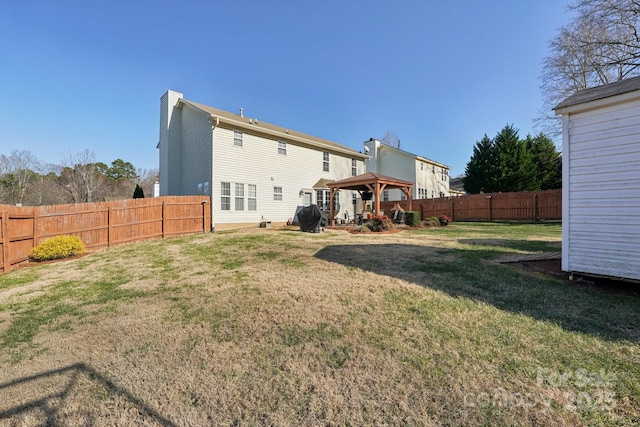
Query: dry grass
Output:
[[0, 223, 638, 426]]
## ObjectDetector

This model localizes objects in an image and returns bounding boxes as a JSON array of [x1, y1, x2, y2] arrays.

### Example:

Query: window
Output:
[[235, 183, 244, 210], [248, 184, 257, 211], [197, 181, 210, 196], [383, 190, 389, 201], [351, 159, 357, 176], [400, 193, 407, 201], [221, 182, 231, 210], [316, 189, 339, 211], [421, 163, 424, 171], [432, 165, 435, 173], [352, 193, 357, 205], [439, 191, 445, 198], [323, 151, 329, 172], [234, 130, 243, 147], [278, 141, 287, 155], [273, 186, 283, 201]]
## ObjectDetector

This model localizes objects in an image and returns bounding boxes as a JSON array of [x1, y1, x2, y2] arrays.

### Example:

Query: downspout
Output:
[[209, 116, 219, 231]]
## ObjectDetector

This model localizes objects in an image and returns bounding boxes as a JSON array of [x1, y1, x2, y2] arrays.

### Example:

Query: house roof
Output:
[[327, 172, 413, 191], [554, 75, 640, 111], [179, 98, 368, 160], [375, 142, 450, 169]]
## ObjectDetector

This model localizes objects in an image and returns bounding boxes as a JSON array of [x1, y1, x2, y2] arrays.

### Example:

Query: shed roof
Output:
[[554, 75, 640, 110]]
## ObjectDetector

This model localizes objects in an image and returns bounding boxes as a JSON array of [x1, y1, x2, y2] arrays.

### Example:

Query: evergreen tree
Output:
[[133, 183, 145, 199], [463, 125, 560, 194], [463, 134, 496, 194], [492, 125, 537, 192], [525, 133, 562, 190]]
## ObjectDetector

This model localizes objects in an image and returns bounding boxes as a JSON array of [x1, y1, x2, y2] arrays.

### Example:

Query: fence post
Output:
[[202, 200, 207, 232], [2, 211, 10, 273], [487, 195, 492, 221], [107, 206, 112, 247], [450, 198, 454, 220], [161, 200, 166, 238], [33, 209, 39, 249]]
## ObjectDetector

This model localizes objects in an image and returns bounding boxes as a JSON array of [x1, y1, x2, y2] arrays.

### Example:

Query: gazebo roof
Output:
[[327, 172, 413, 191]]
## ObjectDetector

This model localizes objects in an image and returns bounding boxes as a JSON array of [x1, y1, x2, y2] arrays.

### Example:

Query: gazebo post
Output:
[[329, 188, 336, 226]]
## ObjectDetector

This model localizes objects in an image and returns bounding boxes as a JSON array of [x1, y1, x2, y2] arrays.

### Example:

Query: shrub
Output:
[[30, 235, 85, 262], [367, 215, 394, 232], [424, 216, 440, 227], [438, 214, 452, 226], [404, 211, 421, 227]]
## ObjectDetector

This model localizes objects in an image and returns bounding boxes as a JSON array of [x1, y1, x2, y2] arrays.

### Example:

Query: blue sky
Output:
[[1, 1, 570, 177]]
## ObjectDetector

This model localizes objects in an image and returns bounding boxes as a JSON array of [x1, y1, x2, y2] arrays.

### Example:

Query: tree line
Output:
[[0, 149, 158, 206], [463, 125, 561, 194]]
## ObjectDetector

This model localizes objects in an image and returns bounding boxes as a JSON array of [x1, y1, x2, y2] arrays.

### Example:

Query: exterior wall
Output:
[[177, 104, 213, 195], [561, 98, 640, 281], [159, 90, 184, 196], [364, 139, 450, 201], [210, 126, 364, 227]]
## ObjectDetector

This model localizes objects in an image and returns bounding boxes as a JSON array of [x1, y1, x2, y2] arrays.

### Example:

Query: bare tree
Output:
[[381, 131, 401, 149], [0, 150, 40, 205], [58, 150, 107, 203], [537, 0, 640, 136]]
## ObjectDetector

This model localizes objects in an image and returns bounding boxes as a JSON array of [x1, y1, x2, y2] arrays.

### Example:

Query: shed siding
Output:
[[565, 100, 640, 280]]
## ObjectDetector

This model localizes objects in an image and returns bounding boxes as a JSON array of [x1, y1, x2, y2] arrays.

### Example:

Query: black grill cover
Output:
[[297, 204, 328, 232]]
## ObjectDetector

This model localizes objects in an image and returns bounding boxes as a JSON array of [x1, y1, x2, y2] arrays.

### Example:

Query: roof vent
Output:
[[239, 108, 244, 117]]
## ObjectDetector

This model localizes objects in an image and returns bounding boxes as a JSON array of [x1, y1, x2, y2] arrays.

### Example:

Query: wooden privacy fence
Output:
[[0, 196, 212, 274], [380, 189, 562, 222]]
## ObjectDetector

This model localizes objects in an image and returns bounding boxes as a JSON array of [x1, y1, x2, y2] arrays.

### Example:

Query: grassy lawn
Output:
[[0, 222, 638, 426]]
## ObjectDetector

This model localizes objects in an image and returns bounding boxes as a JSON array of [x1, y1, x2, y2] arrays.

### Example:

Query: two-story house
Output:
[[363, 138, 450, 201], [158, 90, 368, 230]]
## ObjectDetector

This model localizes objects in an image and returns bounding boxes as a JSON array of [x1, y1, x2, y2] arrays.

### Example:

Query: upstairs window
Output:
[[323, 151, 329, 172], [278, 141, 287, 155], [234, 130, 243, 147], [351, 158, 357, 176]]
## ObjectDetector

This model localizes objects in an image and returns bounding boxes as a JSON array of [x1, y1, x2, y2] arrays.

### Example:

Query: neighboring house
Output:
[[448, 176, 466, 197], [363, 139, 450, 201], [158, 90, 368, 230], [554, 76, 640, 281]]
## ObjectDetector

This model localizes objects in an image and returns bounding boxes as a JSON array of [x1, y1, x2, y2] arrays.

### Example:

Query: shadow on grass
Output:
[[315, 243, 640, 343], [0, 363, 177, 426]]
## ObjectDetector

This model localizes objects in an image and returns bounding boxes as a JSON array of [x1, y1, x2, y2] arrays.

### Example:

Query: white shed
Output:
[[555, 76, 640, 281]]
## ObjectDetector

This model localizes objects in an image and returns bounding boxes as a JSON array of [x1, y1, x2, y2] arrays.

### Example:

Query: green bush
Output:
[[30, 235, 85, 262], [404, 211, 421, 227], [424, 216, 440, 227]]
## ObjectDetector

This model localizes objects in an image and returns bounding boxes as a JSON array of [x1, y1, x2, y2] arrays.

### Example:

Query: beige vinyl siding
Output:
[[178, 104, 212, 195], [212, 126, 363, 225], [564, 100, 640, 281]]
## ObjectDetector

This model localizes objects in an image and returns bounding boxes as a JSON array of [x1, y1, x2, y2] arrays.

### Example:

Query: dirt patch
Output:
[[512, 258, 640, 296]]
